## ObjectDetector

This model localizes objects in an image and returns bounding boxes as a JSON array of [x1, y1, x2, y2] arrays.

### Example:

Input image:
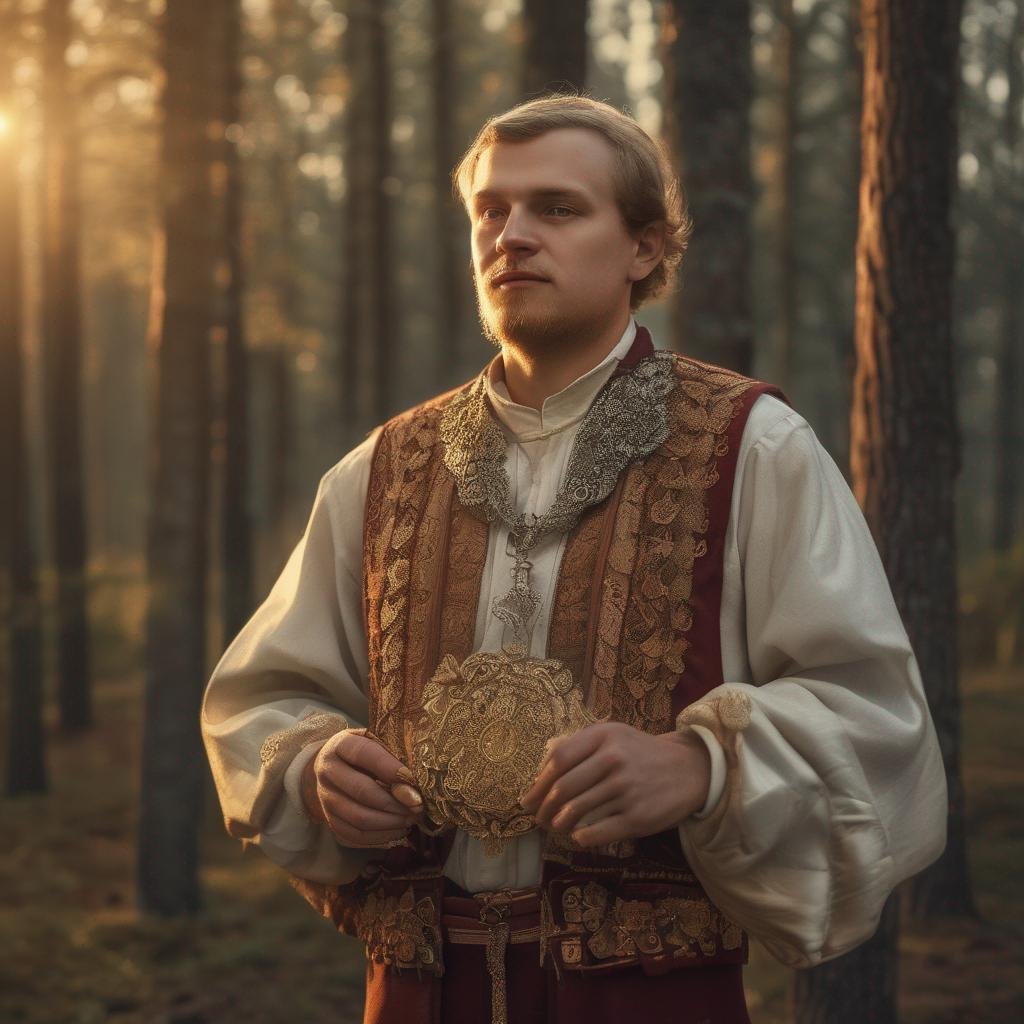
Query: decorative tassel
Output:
[[484, 920, 511, 1024]]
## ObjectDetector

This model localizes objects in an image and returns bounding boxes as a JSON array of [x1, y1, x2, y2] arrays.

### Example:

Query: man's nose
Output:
[[495, 208, 538, 255]]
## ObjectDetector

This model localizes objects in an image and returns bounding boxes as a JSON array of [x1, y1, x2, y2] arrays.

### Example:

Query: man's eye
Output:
[[548, 206, 574, 217], [480, 208, 504, 220]]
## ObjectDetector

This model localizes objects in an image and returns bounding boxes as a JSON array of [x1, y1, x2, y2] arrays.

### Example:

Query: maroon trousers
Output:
[[440, 940, 751, 1024], [363, 882, 751, 1024]]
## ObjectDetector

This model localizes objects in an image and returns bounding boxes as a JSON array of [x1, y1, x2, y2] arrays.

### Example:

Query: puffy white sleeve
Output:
[[200, 430, 382, 885], [677, 396, 947, 969]]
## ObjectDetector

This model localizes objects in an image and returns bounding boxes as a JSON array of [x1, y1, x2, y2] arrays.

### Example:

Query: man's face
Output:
[[468, 128, 646, 351]]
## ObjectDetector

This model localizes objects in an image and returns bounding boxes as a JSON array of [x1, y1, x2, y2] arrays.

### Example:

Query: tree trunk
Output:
[[662, 0, 754, 373], [521, 0, 588, 98], [775, 0, 800, 390], [368, 1, 394, 423], [219, 0, 253, 644], [852, 0, 972, 925], [138, 0, 216, 916], [857, 0, 969, 927], [338, 0, 365, 437], [430, 0, 464, 387], [794, 897, 899, 1024], [41, 0, 92, 732], [797, 0, 968, 1009], [1, 8, 47, 796], [993, 0, 1023, 553], [267, 346, 292, 560], [338, 0, 394, 428]]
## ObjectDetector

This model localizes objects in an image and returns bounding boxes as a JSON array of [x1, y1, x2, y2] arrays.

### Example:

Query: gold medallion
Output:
[[411, 650, 598, 854]]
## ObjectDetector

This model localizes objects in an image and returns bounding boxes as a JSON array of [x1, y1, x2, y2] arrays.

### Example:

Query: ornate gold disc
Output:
[[410, 650, 598, 855]]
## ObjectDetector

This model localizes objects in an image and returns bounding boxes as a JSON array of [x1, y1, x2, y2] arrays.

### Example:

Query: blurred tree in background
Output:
[[1, 0, 46, 797]]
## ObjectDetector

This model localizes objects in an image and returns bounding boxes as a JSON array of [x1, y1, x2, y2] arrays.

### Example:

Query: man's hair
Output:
[[452, 94, 692, 311]]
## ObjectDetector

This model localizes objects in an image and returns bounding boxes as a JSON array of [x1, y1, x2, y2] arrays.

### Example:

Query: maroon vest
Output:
[[293, 328, 785, 983]]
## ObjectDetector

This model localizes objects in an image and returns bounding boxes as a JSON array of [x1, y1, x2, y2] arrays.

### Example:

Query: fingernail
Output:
[[392, 782, 423, 808]]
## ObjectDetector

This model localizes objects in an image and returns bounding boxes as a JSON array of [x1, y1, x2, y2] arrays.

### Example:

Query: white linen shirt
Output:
[[200, 320, 947, 969]]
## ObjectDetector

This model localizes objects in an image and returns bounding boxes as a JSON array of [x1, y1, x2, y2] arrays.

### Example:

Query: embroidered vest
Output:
[[293, 328, 785, 981]]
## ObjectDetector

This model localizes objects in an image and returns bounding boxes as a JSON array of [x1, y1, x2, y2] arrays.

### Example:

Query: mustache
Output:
[[485, 267, 549, 286]]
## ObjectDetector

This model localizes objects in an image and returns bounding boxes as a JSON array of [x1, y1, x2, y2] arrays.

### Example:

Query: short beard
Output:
[[475, 282, 601, 357]]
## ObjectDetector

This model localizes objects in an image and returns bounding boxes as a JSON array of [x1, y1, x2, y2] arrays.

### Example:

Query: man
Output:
[[201, 96, 947, 1023]]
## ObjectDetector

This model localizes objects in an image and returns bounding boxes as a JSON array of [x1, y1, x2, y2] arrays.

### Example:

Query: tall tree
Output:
[[851, 0, 971, 926], [521, 0, 588, 97], [775, 0, 800, 390], [138, 0, 217, 915], [993, 0, 1024, 553], [338, 0, 366, 437], [1, 3, 47, 796], [796, 0, 967, 1016], [219, 0, 254, 644], [663, 0, 754, 373], [338, 0, 395, 427], [41, 0, 92, 731], [430, 0, 465, 388]]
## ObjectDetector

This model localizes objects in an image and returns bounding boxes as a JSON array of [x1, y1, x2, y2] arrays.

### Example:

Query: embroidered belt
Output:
[[441, 887, 542, 1024]]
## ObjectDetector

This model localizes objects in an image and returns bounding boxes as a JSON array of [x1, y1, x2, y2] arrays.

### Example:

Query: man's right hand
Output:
[[300, 728, 424, 848]]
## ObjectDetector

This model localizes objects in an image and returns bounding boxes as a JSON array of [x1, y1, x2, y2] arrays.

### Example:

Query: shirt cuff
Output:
[[283, 740, 327, 819], [688, 724, 726, 820]]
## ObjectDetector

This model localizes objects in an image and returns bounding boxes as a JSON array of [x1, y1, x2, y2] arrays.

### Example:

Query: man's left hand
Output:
[[518, 722, 711, 847]]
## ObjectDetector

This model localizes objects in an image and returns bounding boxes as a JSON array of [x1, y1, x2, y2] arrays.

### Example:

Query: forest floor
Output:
[[1, 663, 1021, 1024]]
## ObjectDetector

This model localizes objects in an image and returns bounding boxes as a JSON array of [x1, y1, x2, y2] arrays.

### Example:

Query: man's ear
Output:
[[628, 221, 667, 282]]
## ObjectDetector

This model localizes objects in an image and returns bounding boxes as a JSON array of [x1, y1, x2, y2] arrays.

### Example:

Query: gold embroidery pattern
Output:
[[437, 502, 489, 666], [258, 712, 350, 770], [561, 881, 742, 964], [606, 358, 759, 736], [364, 388, 469, 757], [677, 689, 754, 830], [589, 464, 648, 721], [401, 475, 455, 758], [411, 650, 597, 854], [547, 502, 608, 690], [359, 884, 442, 972]]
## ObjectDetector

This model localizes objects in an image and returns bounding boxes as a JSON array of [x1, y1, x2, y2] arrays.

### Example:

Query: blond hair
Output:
[[452, 94, 691, 311]]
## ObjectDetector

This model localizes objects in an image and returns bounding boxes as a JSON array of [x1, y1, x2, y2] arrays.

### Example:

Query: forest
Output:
[[1, 0, 1022, 1021]]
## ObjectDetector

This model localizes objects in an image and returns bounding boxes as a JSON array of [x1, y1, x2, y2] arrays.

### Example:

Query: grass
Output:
[[1, 663, 1020, 1022]]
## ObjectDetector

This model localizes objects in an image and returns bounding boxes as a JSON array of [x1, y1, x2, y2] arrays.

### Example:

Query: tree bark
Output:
[[993, 0, 1023, 553], [521, 0, 588, 98], [1, 6, 47, 796], [798, 0, 968, 1009], [368, 1, 394, 423], [338, 0, 395, 428], [138, 0, 216, 916], [662, 0, 754, 373], [851, 0, 971, 925], [794, 897, 900, 1024], [219, 0, 253, 644], [41, 0, 92, 732], [430, 0, 465, 388], [338, 0, 365, 436], [775, 0, 800, 390]]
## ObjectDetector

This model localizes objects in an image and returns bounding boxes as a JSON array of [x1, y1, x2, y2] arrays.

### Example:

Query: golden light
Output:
[[0, 112, 10, 139]]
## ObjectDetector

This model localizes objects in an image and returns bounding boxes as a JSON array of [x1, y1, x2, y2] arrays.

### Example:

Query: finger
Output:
[[390, 781, 425, 812], [333, 730, 409, 787], [545, 778, 623, 833], [571, 812, 632, 849], [532, 756, 615, 827], [520, 727, 604, 811], [318, 757, 409, 816], [322, 789, 416, 832], [325, 815, 410, 848], [575, 798, 622, 830]]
